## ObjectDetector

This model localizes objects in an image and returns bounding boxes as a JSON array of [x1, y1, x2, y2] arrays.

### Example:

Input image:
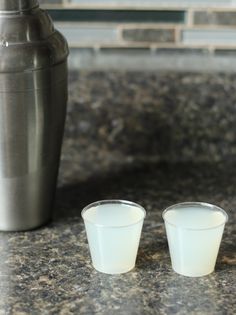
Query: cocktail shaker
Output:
[[0, 0, 69, 230]]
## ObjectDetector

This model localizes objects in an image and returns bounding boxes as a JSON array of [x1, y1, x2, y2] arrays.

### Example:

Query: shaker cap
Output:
[[0, 1, 69, 72], [0, 0, 38, 13]]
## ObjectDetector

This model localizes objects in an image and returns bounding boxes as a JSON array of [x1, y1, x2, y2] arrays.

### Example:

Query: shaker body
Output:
[[0, 1, 69, 230]]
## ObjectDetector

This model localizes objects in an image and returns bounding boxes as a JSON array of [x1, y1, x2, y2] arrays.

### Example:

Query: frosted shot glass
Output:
[[162, 202, 228, 277], [82, 200, 146, 274]]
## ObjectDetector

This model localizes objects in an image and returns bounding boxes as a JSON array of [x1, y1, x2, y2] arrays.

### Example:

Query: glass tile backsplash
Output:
[[48, 9, 185, 23], [39, 0, 236, 70]]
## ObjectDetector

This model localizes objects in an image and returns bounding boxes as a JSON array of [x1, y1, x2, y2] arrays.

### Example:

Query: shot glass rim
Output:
[[162, 201, 228, 231], [81, 199, 146, 228]]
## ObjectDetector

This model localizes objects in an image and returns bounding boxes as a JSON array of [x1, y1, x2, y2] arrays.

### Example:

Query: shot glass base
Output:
[[93, 264, 135, 275], [173, 266, 214, 277]]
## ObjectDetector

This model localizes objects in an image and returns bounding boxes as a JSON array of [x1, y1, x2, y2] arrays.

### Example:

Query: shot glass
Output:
[[82, 200, 146, 274], [162, 202, 228, 277]]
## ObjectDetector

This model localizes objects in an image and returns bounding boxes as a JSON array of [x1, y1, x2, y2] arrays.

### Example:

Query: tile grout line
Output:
[[186, 9, 193, 27], [55, 21, 236, 31], [117, 25, 125, 46], [208, 45, 215, 55], [117, 23, 185, 29], [62, 0, 69, 6], [174, 25, 182, 44], [67, 42, 236, 50], [41, 4, 236, 11]]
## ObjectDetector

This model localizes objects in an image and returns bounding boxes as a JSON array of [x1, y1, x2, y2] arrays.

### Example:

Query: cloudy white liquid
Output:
[[83, 203, 144, 226], [83, 202, 145, 274], [163, 205, 227, 277], [164, 207, 226, 229]]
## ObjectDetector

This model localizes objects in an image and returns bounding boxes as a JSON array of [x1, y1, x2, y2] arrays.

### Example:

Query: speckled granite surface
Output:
[[0, 162, 235, 314], [0, 71, 235, 314], [62, 71, 236, 185]]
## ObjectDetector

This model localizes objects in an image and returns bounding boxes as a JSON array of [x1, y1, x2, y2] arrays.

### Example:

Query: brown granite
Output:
[[0, 161, 235, 314], [61, 70, 236, 187], [0, 71, 235, 314]]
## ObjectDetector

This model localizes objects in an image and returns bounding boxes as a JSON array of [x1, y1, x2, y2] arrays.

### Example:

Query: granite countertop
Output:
[[0, 71, 235, 314], [0, 162, 235, 314]]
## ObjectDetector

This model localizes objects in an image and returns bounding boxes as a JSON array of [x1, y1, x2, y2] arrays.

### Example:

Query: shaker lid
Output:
[[0, 1, 68, 73], [0, 0, 38, 12]]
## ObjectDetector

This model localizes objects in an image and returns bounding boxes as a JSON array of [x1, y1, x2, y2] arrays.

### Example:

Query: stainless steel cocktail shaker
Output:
[[0, 0, 69, 230]]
